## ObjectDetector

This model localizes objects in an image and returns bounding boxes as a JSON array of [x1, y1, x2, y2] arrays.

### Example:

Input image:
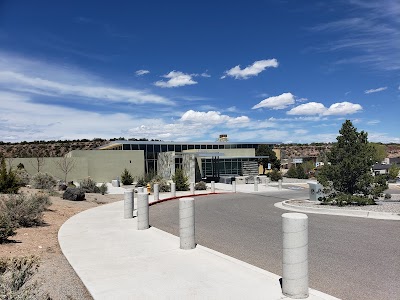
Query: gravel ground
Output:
[[0, 188, 123, 300]]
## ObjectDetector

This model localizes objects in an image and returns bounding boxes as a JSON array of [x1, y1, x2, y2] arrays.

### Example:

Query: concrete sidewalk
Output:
[[58, 189, 338, 299]]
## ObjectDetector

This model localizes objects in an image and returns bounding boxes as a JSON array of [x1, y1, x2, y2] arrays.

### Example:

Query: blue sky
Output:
[[0, 0, 399, 143]]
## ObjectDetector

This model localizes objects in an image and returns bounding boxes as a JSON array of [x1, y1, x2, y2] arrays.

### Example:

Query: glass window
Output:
[[139, 144, 146, 151], [175, 145, 181, 152], [213, 145, 218, 149], [154, 144, 160, 153], [201, 144, 206, 149], [207, 145, 212, 149], [123, 144, 130, 150], [182, 145, 187, 151], [218, 144, 224, 149], [146, 144, 154, 153], [188, 144, 194, 150], [131, 144, 139, 150], [195, 145, 200, 149], [168, 145, 174, 151], [161, 145, 167, 152]]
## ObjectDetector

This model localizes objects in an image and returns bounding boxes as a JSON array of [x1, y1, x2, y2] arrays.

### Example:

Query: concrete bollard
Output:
[[232, 181, 236, 193], [179, 197, 195, 250], [153, 183, 159, 202], [278, 179, 282, 190], [124, 189, 134, 219], [171, 182, 176, 198], [137, 192, 149, 230], [211, 181, 215, 193], [137, 186, 144, 193], [282, 213, 309, 299], [265, 177, 269, 187], [190, 182, 195, 194], [254, 176, 258, 191]]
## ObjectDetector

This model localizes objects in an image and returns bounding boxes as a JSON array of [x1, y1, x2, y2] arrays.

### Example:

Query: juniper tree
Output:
[[317, 120, 387, 197]]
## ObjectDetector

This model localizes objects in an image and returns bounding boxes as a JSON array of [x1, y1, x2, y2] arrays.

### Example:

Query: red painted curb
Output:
[[149, 192, 231, 206]]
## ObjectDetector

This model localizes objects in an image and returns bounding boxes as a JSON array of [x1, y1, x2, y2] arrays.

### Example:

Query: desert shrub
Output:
[[80, 178, 100, 193], [0, 212, 16, 243], [269, 169, 283, 182], [121, 168, 133, 185], [286, 165, 297, 178], [172, 168, 189, 191], [384, 193, 392, 200], [195, 181, 207, 190], [320, 193, 375, 206], [136, 176, 147, 187], [0, 256, 49, 299], [0, 157, 19, 194], [63, 187, 85, 201], [15, 169, 30, 187], [99, 183, 108, 195], [2, 193, 51, 227], [31, 172, 56, 190], [149, 175, 170, 192]]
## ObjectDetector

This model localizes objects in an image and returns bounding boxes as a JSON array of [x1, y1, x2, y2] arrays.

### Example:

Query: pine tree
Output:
[[317, 120, 387, 198], [172, 168, 189, 191], [255, 145, 280, 174]]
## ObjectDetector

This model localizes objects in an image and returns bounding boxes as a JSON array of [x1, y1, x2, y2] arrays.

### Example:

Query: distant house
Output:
[[373, 163, 391, 175]]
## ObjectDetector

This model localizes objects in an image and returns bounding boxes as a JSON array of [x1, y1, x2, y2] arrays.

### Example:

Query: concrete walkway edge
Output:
[[58, 196, 339, 300]]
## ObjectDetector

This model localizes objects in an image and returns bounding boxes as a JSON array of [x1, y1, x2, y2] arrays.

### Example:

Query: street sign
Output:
[[293, 158, 303, 164]]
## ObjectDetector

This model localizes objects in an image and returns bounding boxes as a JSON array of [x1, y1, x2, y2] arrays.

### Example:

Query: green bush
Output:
[[0, 256, 49, 299], [2, 193, 52, 227], [0, 157, 19, 194], [195, 181, 207, 190], [121, 168, 133, 185], [269, 169, 283, 182], [31, 172, 56, 190], [0, 212, 16, 243], [295, 165, 309, 179], [99, 183, 108, 195], [286, 165, 297, 178], [80, 178, 100, 193], [172, 168, 189, 191], [135, 176, 147, 187], [149, 175, 170, 192]]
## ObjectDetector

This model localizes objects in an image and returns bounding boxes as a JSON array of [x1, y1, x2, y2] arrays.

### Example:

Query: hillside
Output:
[[1, 140, 399, 159]]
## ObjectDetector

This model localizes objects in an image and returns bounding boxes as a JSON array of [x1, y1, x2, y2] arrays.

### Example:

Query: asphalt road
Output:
[[149, 190, 400, 300]]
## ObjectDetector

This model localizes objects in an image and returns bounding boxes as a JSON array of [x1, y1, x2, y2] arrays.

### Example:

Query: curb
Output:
[[149, 192, 230, 206], [275, 200, 400, 221]]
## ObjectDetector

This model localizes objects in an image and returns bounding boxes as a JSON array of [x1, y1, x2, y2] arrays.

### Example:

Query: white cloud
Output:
[[364, 87, 387, 94], [252, 92, 295, 110], [154, 71, 197, 88], [367, 120, 380, 125], [226, 106, 238, 112], [135, 69, 150, 76], [324, 102, 362, 115], [180, 110, 250, 126], [222, 59, 278, 80], [287, 102, 326, 115], [200, 72, 211, 78], [0, 52, 173, 105], [296, 97, 308, 103], [294, 129, 308, 135], [287, 101, 362, 116]]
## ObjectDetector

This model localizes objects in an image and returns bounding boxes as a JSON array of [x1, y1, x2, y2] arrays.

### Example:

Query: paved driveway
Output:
[[149, 191, 400, 300]]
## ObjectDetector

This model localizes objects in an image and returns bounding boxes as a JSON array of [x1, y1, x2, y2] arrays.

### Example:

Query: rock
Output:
[[63, 187, 85, 201]]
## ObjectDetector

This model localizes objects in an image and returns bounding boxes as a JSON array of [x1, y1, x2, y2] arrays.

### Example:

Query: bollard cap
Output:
[[179, 197, 194, 202], [282, 213, 308, 220]]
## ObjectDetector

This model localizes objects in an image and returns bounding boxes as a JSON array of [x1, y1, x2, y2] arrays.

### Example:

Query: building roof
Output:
[[98, 140, 281, 150]]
